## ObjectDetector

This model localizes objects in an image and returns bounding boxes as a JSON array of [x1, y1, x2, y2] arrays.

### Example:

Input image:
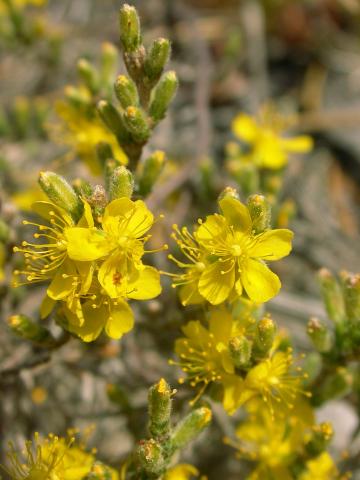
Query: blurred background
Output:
[[1, 0, 360, 478]]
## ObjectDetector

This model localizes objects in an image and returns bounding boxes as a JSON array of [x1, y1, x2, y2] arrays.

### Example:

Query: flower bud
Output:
[[169, 407, 211, 453], [8, 315, 55, 346], [228, 336, 252, 368], [148, 378, 172, 439], [119, 4, 141, 53], [77, 58, 99, 94], [149, 71, 178, 123], [97, 100, 129, 144], [38, 171, 83, 222], [307, 317, 333, 353], [314, 367, 353, 405], [218, 186, 239, 202], [341, 271, 360, 324], [138, 150, 165, 196], [232, 162, 260, 197], [89, 185, 107, 212], [114, 75, 139, 109], [0, 219, 10, 243], [108, 166, 134, 200], [306, 422, 334, 457], [123, 106, 150, 143], [318, 268, 345, 324], [144, 38, 171, 84], [13, 96, 30, 138], [136, 439, 165, 477], [72, 178, 93, 198], [254, 316, 276, 356], [247, 194, 271, 234], [96, 141, 114, 166], [85, 462, 116, 480], [101, 42, 118, 83], [64, 85, 90, 109]]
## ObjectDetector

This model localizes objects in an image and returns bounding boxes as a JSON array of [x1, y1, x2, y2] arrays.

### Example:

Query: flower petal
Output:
[[241, 259, 281, 303], [103, 198, 153, 238], [127, 266, 162, 300], [105, 300, 134, 339], [75, 261, 94, 294], [179, 283, 204, 306], [64, 301, 106, 342], [209, 306, 233, 343], [249, 229, 293, 261], [232, 113, 259, 142], [195, 214, 226, 244], [222, 374, 248, 415], [32, 201, 74, 226], [40, 295, 56, 319], [77, 199, 94, 228], [47, 261, 76, 300], [219, 196, 252, 232], [98, 253, 128, 299], [66, 227, 109, 261], [281, 135, 313, 153], [164, 464, 199, 480], [198, 260, 234, 305]]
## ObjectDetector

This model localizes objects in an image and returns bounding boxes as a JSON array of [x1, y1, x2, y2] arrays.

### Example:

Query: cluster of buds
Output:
[[121, 379, 211, 479], [98, 4, 178, 175], [306, 268, 360, 405], [0, 0, 62, 51], [0, 96, 50, 140]]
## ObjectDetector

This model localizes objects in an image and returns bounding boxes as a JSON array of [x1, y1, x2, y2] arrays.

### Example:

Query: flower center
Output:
[[231, 244, 242, 257], [117, 236, 128, 247]]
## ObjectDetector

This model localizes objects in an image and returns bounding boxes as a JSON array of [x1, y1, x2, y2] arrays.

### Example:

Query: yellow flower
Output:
[[13, 201, 75, 286], [66, 197, 162, 301], [4, 432, 95, 480], [224, 349, 310, 416], [60, 284, 135, 342], [299, 452, 340, 480], [171, 306, 244, 406], [170, 195, 293, 305], [51, 101, 127, 175], [164, 464, 203, 480], [231, 104, 313, 170], [225, 399, 314, 480]]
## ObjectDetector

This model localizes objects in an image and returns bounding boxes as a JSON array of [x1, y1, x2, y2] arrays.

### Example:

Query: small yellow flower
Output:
[[225, 398, 314, 480], [61, 285, 135, 342], [170, 195, 293, 305], [231, 104, 313, 170], [50, 101, 127, 175], [66, 197, 162, 301], [13, 201, 75, 286], [224, 349, 310, 416], [171, 306, 244, 407], [4, 432, 95, 480]]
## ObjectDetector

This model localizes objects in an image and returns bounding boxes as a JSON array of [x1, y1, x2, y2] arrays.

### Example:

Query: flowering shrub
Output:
[[1, 2, 360, 480]]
